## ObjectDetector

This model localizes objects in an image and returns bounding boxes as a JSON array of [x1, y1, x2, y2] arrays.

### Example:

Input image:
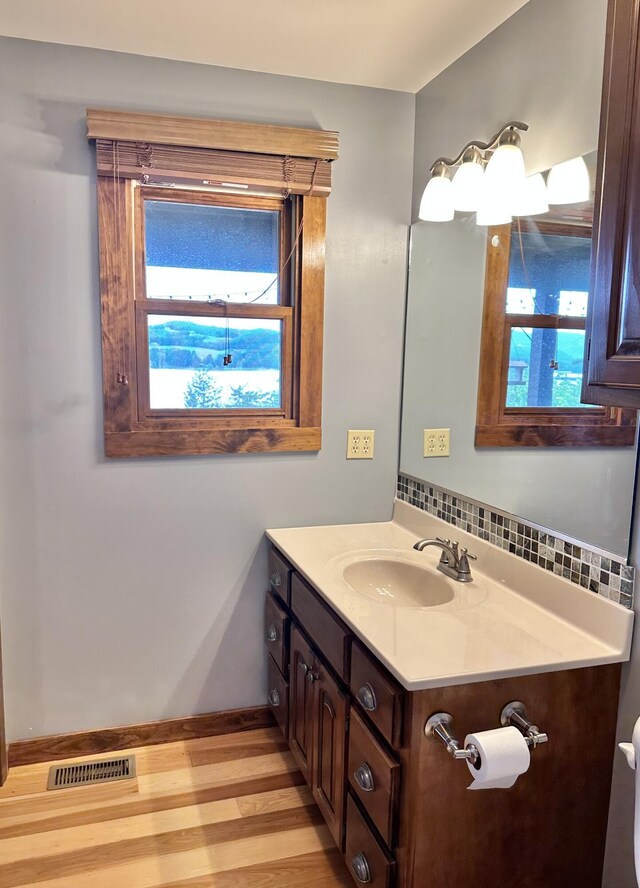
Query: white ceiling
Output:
[[0, 0, 529, 93]]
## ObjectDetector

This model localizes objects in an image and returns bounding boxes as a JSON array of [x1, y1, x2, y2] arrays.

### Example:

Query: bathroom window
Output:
[[475, 220, 635, 447], [88, 108, 337, 456], [137, 191, 290, 417]]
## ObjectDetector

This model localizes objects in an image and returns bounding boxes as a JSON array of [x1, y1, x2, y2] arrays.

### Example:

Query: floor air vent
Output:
[[47, 755, 136, 790]]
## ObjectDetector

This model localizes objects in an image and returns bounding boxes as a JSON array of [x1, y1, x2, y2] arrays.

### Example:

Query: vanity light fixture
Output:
[[512, 172, 550, 217], [546, 155, 590, 205], [418, 161, 455, 221], [419, 121, 529, 224], [475, 181, 513, 226], [451, 147, 485, 212], [484, 127, 526, 193]]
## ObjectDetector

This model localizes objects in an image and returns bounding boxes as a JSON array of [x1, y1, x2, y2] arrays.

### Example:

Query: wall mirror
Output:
[[400, 144, 638, 558]]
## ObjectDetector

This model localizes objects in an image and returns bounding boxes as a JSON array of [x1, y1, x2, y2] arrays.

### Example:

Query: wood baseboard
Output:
[[8, 705, 275, 768]]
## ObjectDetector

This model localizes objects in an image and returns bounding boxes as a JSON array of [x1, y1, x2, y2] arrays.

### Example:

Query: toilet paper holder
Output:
[[425, 701, 549, 764], [500, 700, 549, 748]]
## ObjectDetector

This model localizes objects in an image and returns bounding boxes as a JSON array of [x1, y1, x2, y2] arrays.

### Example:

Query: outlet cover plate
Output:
[[424, 428, 450, 458], [347, 430, 375, 459]]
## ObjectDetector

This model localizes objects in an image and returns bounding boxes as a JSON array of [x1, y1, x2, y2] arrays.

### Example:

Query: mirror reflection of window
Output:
[[473, 181, 636, 450], [505, 226, 593, 410]]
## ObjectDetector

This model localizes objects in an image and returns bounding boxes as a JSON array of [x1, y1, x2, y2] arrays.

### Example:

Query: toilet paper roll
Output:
[[464, 726, 530, 791]]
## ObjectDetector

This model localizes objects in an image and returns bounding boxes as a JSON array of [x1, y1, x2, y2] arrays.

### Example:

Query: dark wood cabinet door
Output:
[[311, 657, 348, 850], [583, 0, 640, 406], [288, 627, 315, 784]]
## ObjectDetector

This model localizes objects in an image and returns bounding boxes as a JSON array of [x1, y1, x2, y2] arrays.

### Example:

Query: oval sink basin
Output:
[[342, 558, 455, 608]]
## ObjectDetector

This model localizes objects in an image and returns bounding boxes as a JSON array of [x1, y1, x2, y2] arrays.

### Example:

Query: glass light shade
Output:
[[511, 173, 549, 217], [485, 143, 527, 198], [418, 174, 454, 222], [546, 156, 590, 205], [451, 160, 485, 212], [476, 177, 513, 227]]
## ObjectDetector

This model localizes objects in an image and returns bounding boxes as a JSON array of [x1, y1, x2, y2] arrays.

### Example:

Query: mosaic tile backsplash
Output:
[[397, 474, 635, 609]]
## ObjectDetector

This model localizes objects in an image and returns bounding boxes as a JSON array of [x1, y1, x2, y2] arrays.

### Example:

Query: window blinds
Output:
[[87, 108, 338, 197]]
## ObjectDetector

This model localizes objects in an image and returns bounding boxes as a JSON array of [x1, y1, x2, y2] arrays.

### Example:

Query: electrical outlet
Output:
[[347, 430, 375, 459], [424, 428, 450, 458]]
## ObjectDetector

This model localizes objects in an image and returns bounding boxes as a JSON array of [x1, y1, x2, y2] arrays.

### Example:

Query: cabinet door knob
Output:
[[354, 762, 375, 792], [350, 852, 372, 884], [357, 683, 378, 712], [307, 670, 319, 684], [270, 571, 282, 589], [298, 660, 308, 674], [268, 689, 280, 707], [266, 624, 277, 643]]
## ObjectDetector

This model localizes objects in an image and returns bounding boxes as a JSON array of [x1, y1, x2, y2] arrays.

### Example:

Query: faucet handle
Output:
[[435, 537, 457, 565], [457, 549, 477, 579]]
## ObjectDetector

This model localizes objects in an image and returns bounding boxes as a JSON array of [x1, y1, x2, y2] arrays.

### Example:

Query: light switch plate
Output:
[[347, 430, 375, 459], [424, 428, 450, 457]]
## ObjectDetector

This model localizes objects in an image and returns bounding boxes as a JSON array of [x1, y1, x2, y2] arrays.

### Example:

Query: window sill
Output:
[[105, 427, 321, 457], [475, 424, 636, 447]]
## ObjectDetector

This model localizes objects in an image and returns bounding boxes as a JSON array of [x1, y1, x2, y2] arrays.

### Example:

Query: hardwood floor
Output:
[[0, 726, 353, 887]]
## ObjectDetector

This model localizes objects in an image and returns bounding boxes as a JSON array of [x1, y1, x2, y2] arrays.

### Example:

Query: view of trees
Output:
[[183, 370, 224, 408], [183, 370, 279, 409], [507, 329, 588, 408], [507, 377, 585, 408], [510, 328, 585, 373], [148, 320, 280, 370]]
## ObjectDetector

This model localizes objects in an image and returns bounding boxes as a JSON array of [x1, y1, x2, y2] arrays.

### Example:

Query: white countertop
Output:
[[266, 499, 634, 691]]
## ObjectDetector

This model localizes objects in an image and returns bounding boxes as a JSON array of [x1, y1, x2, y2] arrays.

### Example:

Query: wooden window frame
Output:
[[134, 188, 294, 425], [475, 221, 636, 447], [90, 109, 336, 457]]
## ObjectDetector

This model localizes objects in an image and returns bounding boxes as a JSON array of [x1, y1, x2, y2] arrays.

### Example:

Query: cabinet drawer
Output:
[[345, 795, 395, 888], [350, 642, 403, 750], [267, 654, 288, 740], [265, 591, 290, 677], [291, 573, 351, 681], [269, 547, 292, 605], [348, 709, 400, 848]]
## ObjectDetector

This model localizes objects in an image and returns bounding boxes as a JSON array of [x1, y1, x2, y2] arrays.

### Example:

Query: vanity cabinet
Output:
[[583, 0, 640, 406], [309, 648, 349, 847], [280, 618, 348, 847], [288, 626, 315, 783], [265, 545, 622, 888]]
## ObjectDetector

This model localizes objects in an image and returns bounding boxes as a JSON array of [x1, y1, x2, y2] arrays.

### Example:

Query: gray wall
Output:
[[403, 0, 637, 558], [0, 37, 415, 741]]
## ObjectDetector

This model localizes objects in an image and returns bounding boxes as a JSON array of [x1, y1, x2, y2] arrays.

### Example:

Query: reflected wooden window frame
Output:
[[475, 220, 636, 447]]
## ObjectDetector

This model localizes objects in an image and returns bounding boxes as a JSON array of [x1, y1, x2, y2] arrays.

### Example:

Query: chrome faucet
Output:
[[413, 537, 477, 583]]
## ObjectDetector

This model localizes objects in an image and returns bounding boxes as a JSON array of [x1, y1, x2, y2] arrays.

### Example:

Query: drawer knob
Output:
[[354, 762, 375, 793], [268, 689, 280, 707], [357, 683, 378, 712], [270, 571, 282, 589], [351, 852, 372, 884], [266, 624, 278, 643]]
